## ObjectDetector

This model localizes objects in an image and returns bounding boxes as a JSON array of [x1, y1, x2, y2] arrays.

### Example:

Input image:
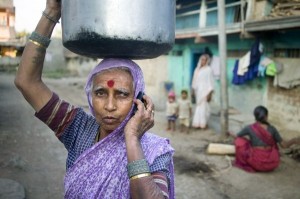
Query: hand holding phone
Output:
[[133, 91, 145, 114]]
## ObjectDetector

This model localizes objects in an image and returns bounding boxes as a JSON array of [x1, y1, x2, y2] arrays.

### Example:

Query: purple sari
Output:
[[64, 58, 175, 198]]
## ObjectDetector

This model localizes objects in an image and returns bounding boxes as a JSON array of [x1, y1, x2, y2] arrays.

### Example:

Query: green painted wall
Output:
[[168, 55, 184, 94]]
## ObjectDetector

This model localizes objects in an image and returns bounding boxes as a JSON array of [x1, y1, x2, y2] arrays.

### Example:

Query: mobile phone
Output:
[[133, 91, 145, 114]]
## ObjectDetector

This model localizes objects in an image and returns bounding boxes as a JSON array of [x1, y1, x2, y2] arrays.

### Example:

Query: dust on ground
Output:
[[1, 73, 300, 199]]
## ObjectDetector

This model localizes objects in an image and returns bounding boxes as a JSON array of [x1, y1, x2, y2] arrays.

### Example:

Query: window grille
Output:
[[274, 49, 300, 58]]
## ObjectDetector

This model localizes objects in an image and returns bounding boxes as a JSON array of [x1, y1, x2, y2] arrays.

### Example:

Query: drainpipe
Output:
[[217, 0, 229, 137]]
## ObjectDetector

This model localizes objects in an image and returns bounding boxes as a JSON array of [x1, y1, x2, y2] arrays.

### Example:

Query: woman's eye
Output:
[[118, 92, 129, 98], [95, 90, 105, 96]]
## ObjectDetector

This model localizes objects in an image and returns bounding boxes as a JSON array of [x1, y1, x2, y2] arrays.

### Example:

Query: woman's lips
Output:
[[102, 116, 118, 124]]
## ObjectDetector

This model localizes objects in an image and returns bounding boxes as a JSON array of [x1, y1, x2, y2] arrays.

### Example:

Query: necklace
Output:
[[95, 130, 101, 143]]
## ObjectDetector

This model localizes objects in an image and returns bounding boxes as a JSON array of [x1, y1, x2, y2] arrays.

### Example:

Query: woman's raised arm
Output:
[[15, 0, 61, 112]]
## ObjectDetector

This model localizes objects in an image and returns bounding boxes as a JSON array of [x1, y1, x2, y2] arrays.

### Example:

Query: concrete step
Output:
[[0, 178, 25, 199]]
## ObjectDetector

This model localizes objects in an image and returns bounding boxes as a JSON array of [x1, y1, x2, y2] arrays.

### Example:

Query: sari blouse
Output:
[[237, 124, 282, 147]]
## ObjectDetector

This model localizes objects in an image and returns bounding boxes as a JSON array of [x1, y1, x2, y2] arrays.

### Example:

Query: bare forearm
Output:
[[280, 137, 300, 148], [126, 137, 165, 199], [126, 135, 146, 162], [228, 131, 237, 138], [15, 8, 60, 111], [17, 9, 58, 82], [130, 177, 165, 199]]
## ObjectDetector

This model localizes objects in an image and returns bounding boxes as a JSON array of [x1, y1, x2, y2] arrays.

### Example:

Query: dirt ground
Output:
[[1, 73, 300, 199]]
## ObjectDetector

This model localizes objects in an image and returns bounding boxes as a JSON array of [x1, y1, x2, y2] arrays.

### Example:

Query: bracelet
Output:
[[42, 11, 60, 24], [127, 159, 150, 178], [29, 31, 51, 49], [29, 39, 46, 49], [130, 173, 151, 180]]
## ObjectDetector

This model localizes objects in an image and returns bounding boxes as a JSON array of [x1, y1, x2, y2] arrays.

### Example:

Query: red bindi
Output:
[[107, 80, 115, 88]]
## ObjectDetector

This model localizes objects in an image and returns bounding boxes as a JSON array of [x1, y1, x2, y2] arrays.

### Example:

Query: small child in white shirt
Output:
[[166, 91, 178, 132], [178, 90, 192, 133]]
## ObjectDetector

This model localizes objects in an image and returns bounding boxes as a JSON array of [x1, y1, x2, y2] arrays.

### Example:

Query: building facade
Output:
[[0, 0, 25, 69], [167, 0, 300, 135]]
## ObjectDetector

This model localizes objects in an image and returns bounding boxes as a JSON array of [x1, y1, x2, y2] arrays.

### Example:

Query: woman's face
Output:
[[200, 56, 207, 66], [91, 69, 134, 134]]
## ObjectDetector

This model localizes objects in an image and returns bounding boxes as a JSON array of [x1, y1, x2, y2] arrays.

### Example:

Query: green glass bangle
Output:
[[29, 31, 51, 49], [127, 159, 150, 178]]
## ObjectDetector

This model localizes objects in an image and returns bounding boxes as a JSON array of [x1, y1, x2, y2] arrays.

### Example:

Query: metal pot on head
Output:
[[61, 0, 175, 59]]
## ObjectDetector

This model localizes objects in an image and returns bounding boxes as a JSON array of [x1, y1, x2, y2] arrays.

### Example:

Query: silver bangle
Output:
[[42, 11, 60, 24]]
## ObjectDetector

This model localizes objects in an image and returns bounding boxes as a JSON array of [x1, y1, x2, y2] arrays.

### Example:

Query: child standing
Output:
[[178, 90, 192, 133], [166, 91, 178, 132]]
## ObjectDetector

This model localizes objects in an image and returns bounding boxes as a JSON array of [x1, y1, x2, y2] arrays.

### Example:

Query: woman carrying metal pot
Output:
[[15, 0, 175, 198]]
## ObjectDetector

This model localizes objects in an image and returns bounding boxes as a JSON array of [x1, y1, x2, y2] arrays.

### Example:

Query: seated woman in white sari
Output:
[[14, 1, 175, 198], [191, 54, 214, 130]]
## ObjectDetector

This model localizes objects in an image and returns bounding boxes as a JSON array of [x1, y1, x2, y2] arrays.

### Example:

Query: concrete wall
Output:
[[44, 37, 100, 76], [267, 83, 300, 137], [266, 58, 300, 137], [66, 57, 99, 77], [135, 56, 168, 111], [43, 38, 65, 72], [252, 0, 273, 20]]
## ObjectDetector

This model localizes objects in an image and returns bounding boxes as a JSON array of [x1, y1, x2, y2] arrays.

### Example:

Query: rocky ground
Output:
[[1, 73, 300, 199]]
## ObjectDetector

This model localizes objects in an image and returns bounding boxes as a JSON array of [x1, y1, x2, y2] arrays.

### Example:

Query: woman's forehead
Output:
[[93, 69, 133, 88]]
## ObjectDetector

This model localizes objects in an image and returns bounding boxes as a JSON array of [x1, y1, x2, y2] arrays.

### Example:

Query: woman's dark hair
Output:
[[254, 105, 269, 125]]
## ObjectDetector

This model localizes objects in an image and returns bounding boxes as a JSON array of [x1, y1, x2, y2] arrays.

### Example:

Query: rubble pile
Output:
[[267, 0, 300, 18], [284, 145, 300, 162]]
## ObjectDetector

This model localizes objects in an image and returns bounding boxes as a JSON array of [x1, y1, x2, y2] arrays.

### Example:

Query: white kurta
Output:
[[192, 65, 214, 128]]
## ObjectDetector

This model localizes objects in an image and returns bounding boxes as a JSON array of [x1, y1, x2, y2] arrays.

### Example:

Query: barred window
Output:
[[274, 49, 300, 58], [170, 50, 183, 56], [227, 50, 248, 58]]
